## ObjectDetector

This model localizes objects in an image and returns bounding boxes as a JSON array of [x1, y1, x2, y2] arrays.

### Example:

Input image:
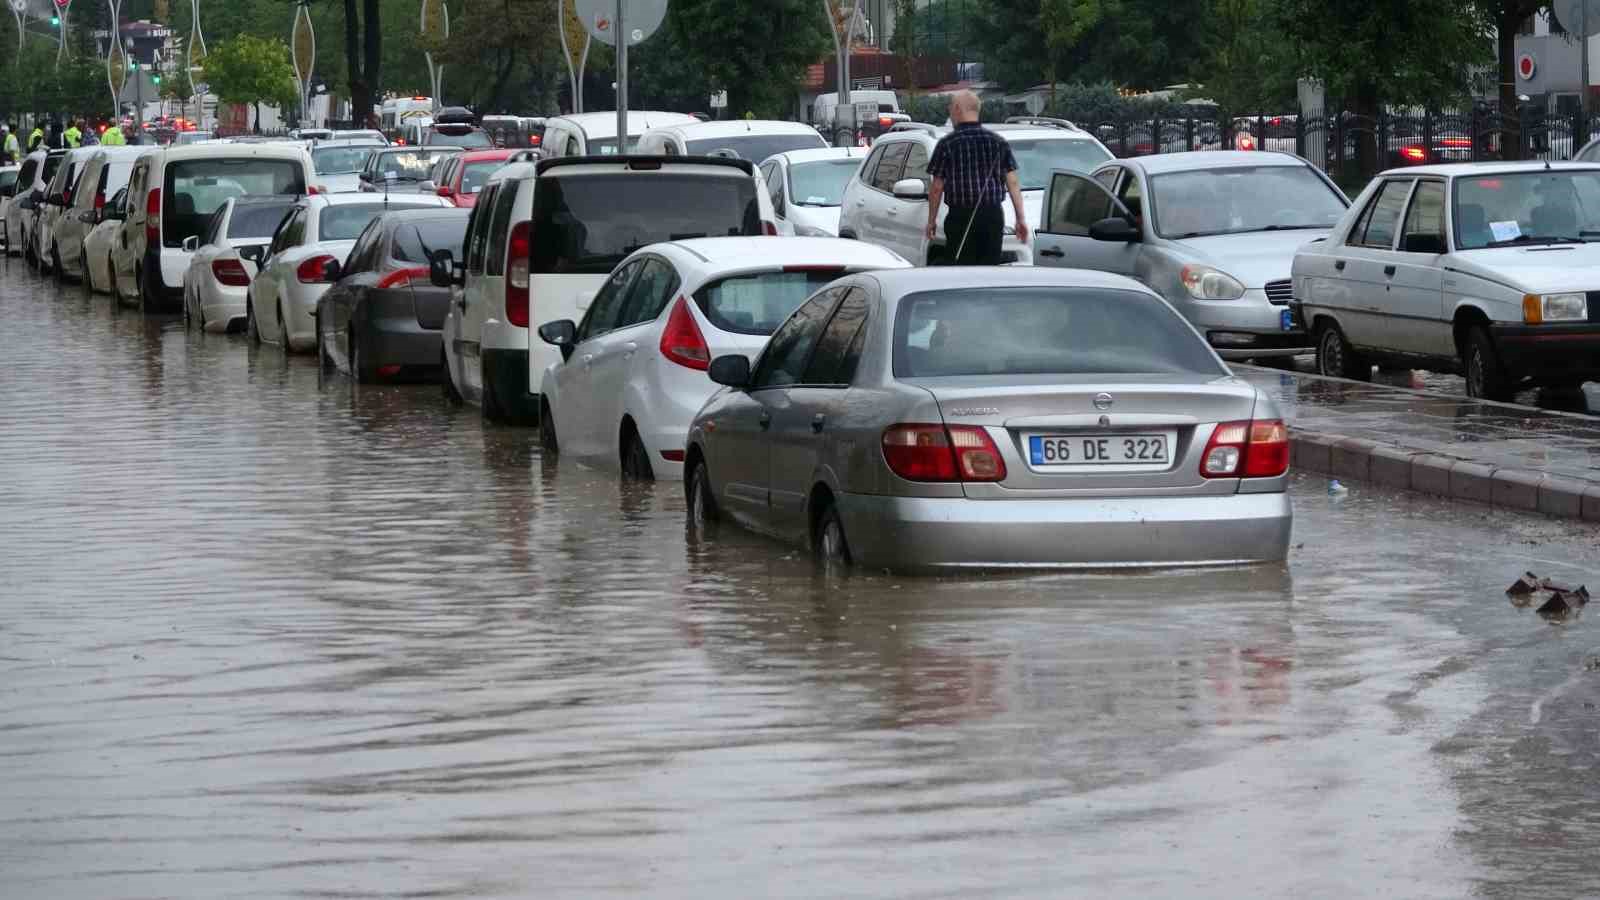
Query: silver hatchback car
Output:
[[684, 267, 1293, 571]]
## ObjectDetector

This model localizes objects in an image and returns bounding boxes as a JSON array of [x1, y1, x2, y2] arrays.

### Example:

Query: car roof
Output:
[[90, 146, 152, 160], [653, 119, 819, 138], [153, 143, 310, 162], [312, 138, 385, 148], [1376, 160, 1600, 177], [771, 146, 869, 165], [456, 148, 518, 161], [866, 265, 1152, 299], [231, 195, 299, 207], [1117, 150, 1309, 174], [987, 124, 1099, 141], [305, 193, 449, 208], [380, 206, 470, 219], [550, 111, 699, 138], [660, 236, 909, 268]]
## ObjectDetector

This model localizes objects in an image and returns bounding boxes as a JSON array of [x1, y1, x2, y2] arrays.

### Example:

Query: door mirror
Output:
[[320, 259, 342, 282], [707, 354, 751, 388], [181, 235, 199, 252], [29, 189, 44, 204], [238, 244, 266, 267], [1402, 232, 1446, 254], [892, 178, 928, 201], [1088, 216, 1140, 242], [429, 249, 463, 287], [538, 319, 577, 347], [437, 185, 455, 198], [78, 209, 98, 224]]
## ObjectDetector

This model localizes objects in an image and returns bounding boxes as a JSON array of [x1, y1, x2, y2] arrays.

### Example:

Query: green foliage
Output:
[[425, 0, 564, 113], [204, 34, 298, 109], [970, 0, 1199, 92], [1192, 0, 1295, 117], [1276, 0, 1492, 109], [0, 32, 112, 118]]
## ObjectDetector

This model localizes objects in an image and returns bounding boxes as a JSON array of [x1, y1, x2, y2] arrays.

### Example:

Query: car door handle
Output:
[[581, 353, 595, 368], [1333, 259, 1345, 271], [886, 208, 898, 216], [623, 341, 638, 357], [1038, 247, 1065, 258], [1383, 265, 1396, 277], [811, 413, 825, 433], [759, 412, 771, 430]]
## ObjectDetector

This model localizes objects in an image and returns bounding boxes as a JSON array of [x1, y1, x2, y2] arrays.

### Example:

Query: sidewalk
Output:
[[1235, 367, 1600, 522]]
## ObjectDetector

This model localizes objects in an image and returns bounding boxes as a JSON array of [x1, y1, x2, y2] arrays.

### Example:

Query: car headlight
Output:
[[1180, 264, 1245, 300], [1522, 292, 1588, 323]]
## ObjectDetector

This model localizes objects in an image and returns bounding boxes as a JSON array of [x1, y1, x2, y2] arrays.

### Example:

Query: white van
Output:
[[436, 154, 778, 423], [538, 111, 698, 158], [35, 147, 99, 274], [112, 142, 314, 311], [811, 90, 902, 129], [50, 146, 148, 283], [634, 119, 827, 161]]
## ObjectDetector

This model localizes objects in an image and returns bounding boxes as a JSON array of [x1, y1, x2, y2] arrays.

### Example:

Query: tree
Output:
[[1193, 0, 1296, 118], [1474, 0, 1550, 160], [342, 0, 382, 125], [204, 34, 298, 130], [969, 0, 1196, 92], [421, 0, 564, 113]]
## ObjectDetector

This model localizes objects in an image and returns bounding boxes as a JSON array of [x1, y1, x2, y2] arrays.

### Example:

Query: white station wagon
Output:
[[1292, 162, 1600, 400]]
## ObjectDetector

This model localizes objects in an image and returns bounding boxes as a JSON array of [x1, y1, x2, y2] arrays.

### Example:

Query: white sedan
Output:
[[83, 187, 127, 294], [535, 237, 910, 481], [247, 193, 449, 352], [758, 146, 868, 237], [183, 195, 298, 333]]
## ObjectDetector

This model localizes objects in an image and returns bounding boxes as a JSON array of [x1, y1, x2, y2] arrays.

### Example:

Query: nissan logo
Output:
[[1094, 393, 1114, 411]]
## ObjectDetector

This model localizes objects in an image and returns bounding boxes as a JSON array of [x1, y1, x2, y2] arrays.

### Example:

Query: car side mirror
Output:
[[538, 319, 578, 361], [1403, 232, 1446, 255], [708, 354, 751, 389], [892, 178, 928, 201], [321, 259, 342, 282], [429, 249, 460, 287], [438, 185, 456, 198], [182, 235, 199, 252], [78, 209, 98, 224], [238, 244, 265, 267], [1088, 216, 1140, 243]]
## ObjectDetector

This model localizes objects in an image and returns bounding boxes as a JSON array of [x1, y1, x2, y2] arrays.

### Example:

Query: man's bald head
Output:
[[948, 90, 980, 124]]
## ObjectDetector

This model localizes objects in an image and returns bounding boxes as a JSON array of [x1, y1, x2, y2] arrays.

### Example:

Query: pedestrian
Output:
[[923, 90, 1029, 266], [64, 118, 82, 148], [46, 119, 63, 150], [1, 124, 17, 164], [101, 121, 125, 146], [28, 122, 44, 152]]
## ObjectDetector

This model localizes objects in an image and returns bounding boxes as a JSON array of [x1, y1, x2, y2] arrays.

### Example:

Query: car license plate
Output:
[[1281, 308, 1294, 331], [1028, 433, 1171, 468]]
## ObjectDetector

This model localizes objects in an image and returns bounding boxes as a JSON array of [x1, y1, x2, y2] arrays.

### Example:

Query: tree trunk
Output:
[[1354, 83, 1379, 176], [1497, 9, 1521, 161], [253, 101, 261, 134], [363, 0, 382, 113], [344, 0, 370, 129]]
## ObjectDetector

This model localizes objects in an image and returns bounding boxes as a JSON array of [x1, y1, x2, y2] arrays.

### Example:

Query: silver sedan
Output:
[[684, 267, 1293, 572]]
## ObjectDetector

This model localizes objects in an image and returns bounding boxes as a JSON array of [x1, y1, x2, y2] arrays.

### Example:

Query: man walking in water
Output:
[[924, 90, 1029, 265]]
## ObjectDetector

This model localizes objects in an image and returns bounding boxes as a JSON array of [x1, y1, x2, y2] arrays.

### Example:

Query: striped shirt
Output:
[[927, 123, 1016, 209]]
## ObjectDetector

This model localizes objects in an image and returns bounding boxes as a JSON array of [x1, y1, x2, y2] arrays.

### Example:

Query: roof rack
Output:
[[887, 122, 942, 135], [1004, 116, 1083, 132]]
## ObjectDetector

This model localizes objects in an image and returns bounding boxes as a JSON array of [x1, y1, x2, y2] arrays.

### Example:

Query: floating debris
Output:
[[1508, 571, 1590, 619], [1328, 479, 1349, 496], [1507, 572, 1542, 597]]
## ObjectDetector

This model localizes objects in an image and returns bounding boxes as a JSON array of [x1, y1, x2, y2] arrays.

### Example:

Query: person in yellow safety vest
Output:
[[101, 123, 126, 146], [64, 120, 82, 148], [28, 125, 44, 152], [2, 124, 19, 164]]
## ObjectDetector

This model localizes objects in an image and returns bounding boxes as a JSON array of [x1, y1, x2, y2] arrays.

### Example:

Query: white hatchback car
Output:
[[248, 193, 448, 351], [759, 147, 868, 237], [309, 138, 385, 193], [49, 146, 148, 283], [183, 195, 299, 332], [838, 121, 1113, 265], [634, 119, 827, 161], [0, 163, 22, 254], [538, 111, 698, 158], [535, 236, 909, 480], [35, 147, 99, 274], [83, 186, 128, 294]]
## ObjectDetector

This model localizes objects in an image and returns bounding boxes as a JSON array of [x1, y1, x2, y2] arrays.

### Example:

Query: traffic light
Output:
[[151, 73, 161, 85], [49, 15, 59, 25]]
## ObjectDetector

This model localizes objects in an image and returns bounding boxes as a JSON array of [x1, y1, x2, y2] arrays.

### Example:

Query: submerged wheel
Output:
[[621, 428, 653, 481], [814, 499, 852, 568], [1463, 326, 1515, 402], [687, 457, 718, 527]]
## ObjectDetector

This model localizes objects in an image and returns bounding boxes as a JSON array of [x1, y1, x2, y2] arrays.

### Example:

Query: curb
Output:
[[1289, 429, 1600, 524]]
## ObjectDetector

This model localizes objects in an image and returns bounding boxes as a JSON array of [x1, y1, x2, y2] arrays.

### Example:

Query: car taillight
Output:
[[375, 266, 429, 289], [211, 258, 251, 286], [659, 297, 710, 370], [295, 254, 338, 283], [762, 220, 778, 236], [62, 188, 72, 206], [1401, 146, 1426, 162], [1236, 134, 1256, 151], [505, 220, 530, 327], [879, 116, 893, 128], [307, 184, 323, 195], [881, 424, 1006, 483], [145, 187, 160, 245], [93, 190, 105, 212], [1199, 419, 1289, 478]]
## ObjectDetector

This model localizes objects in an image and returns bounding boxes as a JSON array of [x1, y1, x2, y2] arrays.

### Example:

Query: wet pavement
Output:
[[5, 261, 1600, 898]]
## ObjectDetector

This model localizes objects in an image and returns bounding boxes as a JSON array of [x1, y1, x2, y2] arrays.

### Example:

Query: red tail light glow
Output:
[[307, 184, 323, 195], [1236, 135, 1256, 151], [762, 220, 778, 236], [505, 220, 531, 327], [1199, 419, 1289, 478], [211, 258, 251, 286], [879, 116, 894, 128], [376, 266, 430, 290], [93, 189, 105, 212], [145, 187, 160, 246], [1400, 146, 1426, 162], [659, 297, 710, 370], [295, 254, 339, 283], [882, 424, 1006, 482]]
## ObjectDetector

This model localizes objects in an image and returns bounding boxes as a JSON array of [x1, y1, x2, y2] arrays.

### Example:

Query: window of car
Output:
[[565, 134, 580, 156], [105, 186, 128, 218], [162, 157, 306, 248], [870, 143, 912, 193], [692, 268, 848, 336], [371, 149, 455, 183], [343, 219, 385, 274], [1006, 138, 1115, 188], [465, 183, 496, 275], [1116, 173, 1143, 226], [858, 144, 886, 184], [787, 158, 858, 208], [894, 286, 1228, 378], [392, 217, 468, 263], [460, 159, 505, 194], [229, 201, 296, 238], [683, 133, 827, 161], [751, 286, 844, 389], [318, 204, 390, 242], [1398, 180, 1446, 252], [615, 257, 680, 328], [762, 163, 784, 215], [312, 145, 375, 175], [1093, 167, 1120, 191], [577, 258, 643, 342], [800, 288, 870, 385], [1350, 178, 1412, 249], [484, 181, 518, 276], [902, 143, 930, 187], [271, 208, 305, 254], [1043, 173, 1121, 236], [201, 206, 224, 247]]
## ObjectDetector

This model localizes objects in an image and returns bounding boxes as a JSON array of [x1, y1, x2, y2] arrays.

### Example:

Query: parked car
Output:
[[315, 207, 470, 381], [18, 148, 66, 267], [837, 122, 1113, 265], [536, 237, 909, 480], [48, 146, 147, 283], [111, 142, 314, 312], [358, 146, 462, 193], [481, 115, 543, 150], [538, 111, 698, 157], [247, 193, 449, 351], [1292, 162, 1600, 400], [181, 196, 299, 332], [416, 106, 493, 149], [684, 265, 1292, 570], [0, 162, 24, 254], [82, 187, 128, 295], [759, 147, 868, 236], [434, 154, 777, 424], [635, 119, 827, 160], [1034, 151, 1349, 360], [425, 148, 515, 208], [332, 129, 387, 144], [34, 147, 101, 275], [310, 138, 385, 193]]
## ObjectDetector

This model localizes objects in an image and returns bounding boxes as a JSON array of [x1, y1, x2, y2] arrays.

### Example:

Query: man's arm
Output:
[[925, 176, 945, 240], [1005, 170, 1028, 245]]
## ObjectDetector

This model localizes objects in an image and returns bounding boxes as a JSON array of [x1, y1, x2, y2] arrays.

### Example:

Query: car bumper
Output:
[[835, 490, 1292, 571], [1178, 290, 1310, 357], [358, 307, 444, 369], [1491, 323, 1600, 381], [200, 289, 247, 333]]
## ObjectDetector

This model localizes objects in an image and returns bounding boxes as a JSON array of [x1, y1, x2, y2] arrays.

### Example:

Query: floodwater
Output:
[[4, 263, 1600, 899]]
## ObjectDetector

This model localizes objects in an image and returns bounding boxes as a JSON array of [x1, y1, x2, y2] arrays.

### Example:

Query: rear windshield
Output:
[[228, 202, 294, 238], [162, 158, 305, 248], [319, 204, 389, 241], [684, 134, 827, 162], [371, 149, 454, 181], [0, 170, 16, 191], [1009, 138, 1114, 188], [531, 172, 760, 274], [789, 158, 859, 206], [392, 217, 469, 262], [693, 270, 843, 335], [460, 160, 505, 193], [313, 146, 375, 174], [429, 128, 492, 148], [893, 287, 1225, 378]]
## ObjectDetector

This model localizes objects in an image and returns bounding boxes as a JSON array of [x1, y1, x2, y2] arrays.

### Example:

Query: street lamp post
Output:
[[826, 0, 863, 147]]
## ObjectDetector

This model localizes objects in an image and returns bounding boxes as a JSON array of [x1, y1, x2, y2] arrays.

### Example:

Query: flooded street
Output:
[[5, 261, 1600, 899]]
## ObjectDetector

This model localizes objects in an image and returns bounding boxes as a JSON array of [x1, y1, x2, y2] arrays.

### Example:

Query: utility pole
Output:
[[615, 0, 626, 154], [1584, 0, 1591, 124], [828, 0, 863, 147]]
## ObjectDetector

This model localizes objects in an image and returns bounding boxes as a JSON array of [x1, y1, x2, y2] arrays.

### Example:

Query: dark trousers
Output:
[[942, 205, 1005, 265]]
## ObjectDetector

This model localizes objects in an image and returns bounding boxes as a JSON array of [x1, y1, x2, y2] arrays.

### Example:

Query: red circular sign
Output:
[[1518, 53, 1537, 80]]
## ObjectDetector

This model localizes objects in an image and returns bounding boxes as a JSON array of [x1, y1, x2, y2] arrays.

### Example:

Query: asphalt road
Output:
[[3, 260, 1600, 898]]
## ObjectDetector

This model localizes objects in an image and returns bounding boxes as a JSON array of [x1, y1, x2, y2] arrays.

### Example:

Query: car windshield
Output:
[[531, 172, 760, 274], [1149, 165, 1346, 239], [893, 286, 1226, 378], [694, 270, 845, 335], [583, 137, 642, 155], [1454, 170, 1600, 249], [228, 202, 295, 238], [162, 158, 305, 248], [787, 159, 859, 207], [684, 134, 827, 161], [371, 150, 454, 181], [1008, 138, 1114, 188], [313, 146, 376, 174], [392, 217, 468, 262], [319, 204, 391, 241], [460, 160, 505, 193]]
